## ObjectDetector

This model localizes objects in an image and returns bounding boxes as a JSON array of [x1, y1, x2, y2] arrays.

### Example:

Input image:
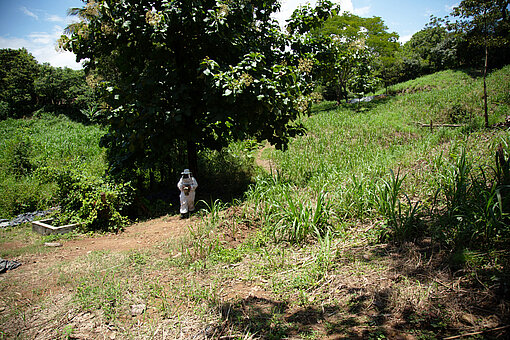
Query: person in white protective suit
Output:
[[177, 169, 198, 218]]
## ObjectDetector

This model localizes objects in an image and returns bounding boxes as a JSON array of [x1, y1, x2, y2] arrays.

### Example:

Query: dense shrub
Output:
[[49, 168, 134, 232], [432, 145, 510, 249], [0, 101, 9, 120], [5, 133, 33, 178], [197, 139, 258, 199], [0, 115, 107, 220]]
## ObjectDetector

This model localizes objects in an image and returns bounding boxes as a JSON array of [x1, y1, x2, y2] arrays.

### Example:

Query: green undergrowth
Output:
[[0, 113, 107, 219]]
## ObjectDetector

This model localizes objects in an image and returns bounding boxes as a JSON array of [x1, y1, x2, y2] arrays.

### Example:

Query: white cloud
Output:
[[273, 0, 358, 27], [0, 36, 29, 50], [32, 45, 82, 69], [398, 34, 413, 44], [337, 0, 353, 13], [0, 25, 82, 70], [20, 6, 39, 20], [46, 14, 66, 23], [445, 3, 458, 13], [353, 6, 371, 16], [28, 32, 54, 45]]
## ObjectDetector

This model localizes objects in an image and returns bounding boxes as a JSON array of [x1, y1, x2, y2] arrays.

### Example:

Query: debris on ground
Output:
[[130, 304, 146, 317], [347, 94, 388, 104], [44, 242, 63, 247], [0, 259, 21, 273], [0, 209, 57, 228]]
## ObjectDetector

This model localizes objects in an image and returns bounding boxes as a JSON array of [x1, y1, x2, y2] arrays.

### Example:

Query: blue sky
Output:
[[0, 0, 458, 69]]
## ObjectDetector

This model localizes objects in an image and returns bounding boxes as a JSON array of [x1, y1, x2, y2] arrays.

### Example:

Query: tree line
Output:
[[0, 48, 98, 122]]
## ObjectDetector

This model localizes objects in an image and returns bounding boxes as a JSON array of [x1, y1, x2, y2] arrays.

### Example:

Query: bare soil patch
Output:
[[4, 215, 194, 272], [255, 143, 276, 173]]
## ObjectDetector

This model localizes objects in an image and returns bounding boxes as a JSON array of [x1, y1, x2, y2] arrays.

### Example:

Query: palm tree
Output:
[[63, 1, 100, 37]]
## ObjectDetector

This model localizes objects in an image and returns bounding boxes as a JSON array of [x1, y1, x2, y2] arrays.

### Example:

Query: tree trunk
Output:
[[483, 9, 489, 128], [483, 38, 489, 128], [187, 140, 198, 177]]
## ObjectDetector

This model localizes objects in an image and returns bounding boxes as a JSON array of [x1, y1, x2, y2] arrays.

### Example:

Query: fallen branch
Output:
[[443, 325, 510, 339], [416, 121, 464, 128]]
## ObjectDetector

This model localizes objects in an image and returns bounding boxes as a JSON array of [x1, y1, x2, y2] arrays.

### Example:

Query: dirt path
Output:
[[255, 143, 276, 173], [62, 215, 191, 254], [12, 215, 195, 267]]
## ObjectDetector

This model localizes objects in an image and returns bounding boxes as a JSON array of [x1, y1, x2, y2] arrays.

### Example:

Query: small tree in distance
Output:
[[287, 3, 395, 103], [452, 0, 510, 127]]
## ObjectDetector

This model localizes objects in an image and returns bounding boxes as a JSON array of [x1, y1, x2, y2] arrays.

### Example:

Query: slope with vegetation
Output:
[[1, 0, 509, 337], [1, 66, 509, 339]]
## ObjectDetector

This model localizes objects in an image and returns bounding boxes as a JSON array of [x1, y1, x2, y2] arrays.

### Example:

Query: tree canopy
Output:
[[318, 13, 399, 58], [286, 3, 396, 102], [0, 48, 38, 118], [60, 0, 311, 179], [0, 48, 94, 121]]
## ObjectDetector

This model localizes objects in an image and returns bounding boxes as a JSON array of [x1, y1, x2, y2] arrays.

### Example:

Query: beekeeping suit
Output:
[[177, 169, 198, 215]]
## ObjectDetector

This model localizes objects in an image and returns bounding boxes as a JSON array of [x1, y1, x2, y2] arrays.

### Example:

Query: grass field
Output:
[[0, 66, 509, 339]]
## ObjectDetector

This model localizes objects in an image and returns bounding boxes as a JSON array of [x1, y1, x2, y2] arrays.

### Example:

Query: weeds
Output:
[[430, 145, 510, 249], [336, 173, 378, 220], [0, 115, 106, 219], [182, 221, 221, 265], [245, 176, 333, 244], [272, 189, 332, 243], [74, 272, 125, 323], [376, 169, 422, 242], [149, 279, 173, 318], [6, 132, 33, 178], [198, 199, 228, 225]]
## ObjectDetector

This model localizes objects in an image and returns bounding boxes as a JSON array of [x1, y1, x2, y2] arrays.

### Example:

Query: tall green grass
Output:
[[257, 66, 510, 248], [244, 174, 333, 243], [0, 113, 107, 218], [387, 66, 510, 126]]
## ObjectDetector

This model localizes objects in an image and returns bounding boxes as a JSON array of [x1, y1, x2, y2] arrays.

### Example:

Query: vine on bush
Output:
[[45, 168, 133, 232]]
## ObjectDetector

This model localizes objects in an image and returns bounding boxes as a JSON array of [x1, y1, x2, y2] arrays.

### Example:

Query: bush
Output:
[[432, 146, 510, 249], [0, 115, 108, 219], [47, 168, 133, 232], [6, 133, 33, 178], [197, 139, 258, 200], [0, 101, 9, 120], [0, 176, 55, 218]]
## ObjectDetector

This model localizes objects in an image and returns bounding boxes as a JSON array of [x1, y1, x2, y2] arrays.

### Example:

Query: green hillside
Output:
[[262, 66, 510, 246], [1, 66, 509, 339]]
